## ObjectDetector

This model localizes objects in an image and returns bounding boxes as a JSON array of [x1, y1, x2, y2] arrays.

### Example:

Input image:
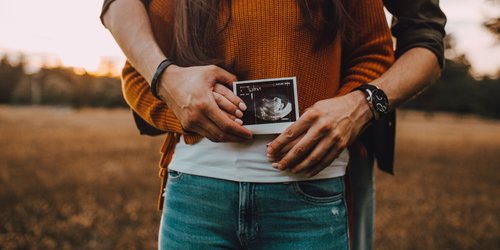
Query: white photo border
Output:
[[233, 77, 300, 134]]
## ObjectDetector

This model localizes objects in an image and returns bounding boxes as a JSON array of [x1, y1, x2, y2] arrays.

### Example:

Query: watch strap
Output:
[[353, 84, 387, 120]]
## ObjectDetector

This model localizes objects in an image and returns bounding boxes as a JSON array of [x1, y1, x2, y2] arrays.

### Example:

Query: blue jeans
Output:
[[348, 151, 375, 250], [159, 170, 350, 249]]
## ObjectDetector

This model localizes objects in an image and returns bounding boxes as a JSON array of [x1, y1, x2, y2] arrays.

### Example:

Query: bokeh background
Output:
[[1, 0, 499, 249]]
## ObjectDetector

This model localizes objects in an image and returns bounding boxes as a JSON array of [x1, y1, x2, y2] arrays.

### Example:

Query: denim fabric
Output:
[[159, 170, 349, 250], [348, 151, 375, 250]]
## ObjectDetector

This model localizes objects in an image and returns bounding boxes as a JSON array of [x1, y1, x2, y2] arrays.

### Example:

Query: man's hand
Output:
[[158, 64, 253, 142], [266, 92, 372, 177]]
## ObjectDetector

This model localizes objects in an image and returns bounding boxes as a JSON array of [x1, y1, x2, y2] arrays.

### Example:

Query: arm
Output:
[[267, 0, 394, 176], [372, 47, 440, 110], [268, 0, 447, 175], [378, 0, 446, 108], [101, 0, 252, 142], [102, 0, 160, 81]]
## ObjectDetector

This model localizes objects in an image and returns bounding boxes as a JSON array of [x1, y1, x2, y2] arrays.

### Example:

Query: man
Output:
[[347, 2, 446, 249], [100, 1, 446, 249]]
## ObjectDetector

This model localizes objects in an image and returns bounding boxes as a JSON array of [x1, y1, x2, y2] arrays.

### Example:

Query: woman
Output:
[[102, 0, 393, 248]]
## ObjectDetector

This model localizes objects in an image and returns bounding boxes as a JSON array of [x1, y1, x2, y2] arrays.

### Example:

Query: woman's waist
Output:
[[169, 135, 350, 182]]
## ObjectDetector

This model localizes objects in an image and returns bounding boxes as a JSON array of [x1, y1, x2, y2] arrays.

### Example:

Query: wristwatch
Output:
[[353, 85, 389, 120]]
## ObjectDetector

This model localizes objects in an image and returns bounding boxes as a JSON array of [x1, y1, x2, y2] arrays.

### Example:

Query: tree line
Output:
[[403, 56, 500, 119], [0, 53, 499, 118], [0, 56, 126, 108]]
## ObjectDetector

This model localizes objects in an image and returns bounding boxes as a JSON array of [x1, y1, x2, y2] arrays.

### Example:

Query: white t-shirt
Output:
[[168, 134, 349, 183]]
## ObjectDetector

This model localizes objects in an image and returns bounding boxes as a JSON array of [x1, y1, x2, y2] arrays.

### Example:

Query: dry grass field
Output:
[[0, 106, 499, 249]]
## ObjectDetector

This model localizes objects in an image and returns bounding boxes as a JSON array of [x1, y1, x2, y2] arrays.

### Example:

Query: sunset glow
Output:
[[0, 0, 499, 77], [0, 0, 123, 75]]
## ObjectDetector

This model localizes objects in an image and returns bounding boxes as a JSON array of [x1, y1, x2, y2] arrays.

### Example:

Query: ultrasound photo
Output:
[[233, 77, 299, 134]]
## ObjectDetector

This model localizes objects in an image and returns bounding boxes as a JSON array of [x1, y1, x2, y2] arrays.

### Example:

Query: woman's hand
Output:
[[266, 91, 372, 177], [157, 64, 253, 142]]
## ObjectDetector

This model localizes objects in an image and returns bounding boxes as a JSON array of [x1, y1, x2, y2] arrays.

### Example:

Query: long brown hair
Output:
[[171, 0, 349, 67]]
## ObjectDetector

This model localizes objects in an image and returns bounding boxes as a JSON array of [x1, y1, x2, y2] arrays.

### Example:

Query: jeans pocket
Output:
[[292, 177, 344, 204], [167, 169, 184, 182]]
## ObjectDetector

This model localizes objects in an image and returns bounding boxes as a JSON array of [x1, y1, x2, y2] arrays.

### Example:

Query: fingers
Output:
[[213, 83, 247, 112], [164, 64, 251, 142], [267, 109, 319, 156], [212, 91, 243, 120], [201, 66, 251, 140], [221, 110, 242, 125], [205, 100, 253, 140], [266, 120, 310, 157], [289, 134, 338, 174], [192, 116, 247, 143], [304, 144, 344, 177], [192, 123, 221, 142], [271, 125, 325, 170], [267, 134, 304, 162]]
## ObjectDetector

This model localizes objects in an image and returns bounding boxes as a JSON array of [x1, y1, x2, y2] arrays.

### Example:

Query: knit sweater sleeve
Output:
[[337, 0, 395, 96], [121, 61, 185, 133]]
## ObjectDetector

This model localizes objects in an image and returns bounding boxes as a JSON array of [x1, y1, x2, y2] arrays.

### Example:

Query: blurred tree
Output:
[[403, 35, 500, 118], [0, 55, 25, 103], [407, 64, 500, 118]]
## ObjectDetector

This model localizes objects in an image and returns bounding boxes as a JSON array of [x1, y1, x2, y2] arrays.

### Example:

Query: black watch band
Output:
[[353, 84, 389, 120], [150, 58, 175, 100]]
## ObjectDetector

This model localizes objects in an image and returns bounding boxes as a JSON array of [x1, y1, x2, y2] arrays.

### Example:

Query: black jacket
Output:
[[369, 0, 446, 174]]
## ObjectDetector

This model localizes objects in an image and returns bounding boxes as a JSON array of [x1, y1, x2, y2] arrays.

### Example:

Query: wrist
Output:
[[147, 55, 169, 81], [350, 91, 374, 126], [150, 59, 176, 99], [156, 64, 185, 105]]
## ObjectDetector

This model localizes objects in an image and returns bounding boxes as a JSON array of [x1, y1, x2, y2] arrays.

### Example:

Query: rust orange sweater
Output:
[[120, 0, 393, 206], [122, 0, 393, 139]]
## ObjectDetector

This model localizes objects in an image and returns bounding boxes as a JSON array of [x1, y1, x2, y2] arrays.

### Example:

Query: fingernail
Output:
[[235, 109, 243, 118], [235, 118, 243, 125], [272, 163, 280, 169], [239, 102, 247, 111], [267, 154, 275, 161]]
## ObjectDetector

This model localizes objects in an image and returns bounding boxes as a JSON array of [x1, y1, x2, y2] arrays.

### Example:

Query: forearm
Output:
[[371, 47, 441, 110], [102, 1, 251, 141], [102, 0, 165, 82], [102, 0, 181, 132]]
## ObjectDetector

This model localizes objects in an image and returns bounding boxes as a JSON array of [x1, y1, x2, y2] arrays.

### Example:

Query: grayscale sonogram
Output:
[[233, 77, 299, 134]]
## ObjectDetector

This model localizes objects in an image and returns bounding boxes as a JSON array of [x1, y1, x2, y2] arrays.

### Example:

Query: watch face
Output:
[[372, 89, 389, 114]]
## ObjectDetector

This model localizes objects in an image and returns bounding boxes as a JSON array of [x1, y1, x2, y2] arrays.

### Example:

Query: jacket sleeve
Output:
[[100, 0, 151, 26], [337, 0, 395, 95], [121, 61, 185, 134], [384, 0, 447, 68]]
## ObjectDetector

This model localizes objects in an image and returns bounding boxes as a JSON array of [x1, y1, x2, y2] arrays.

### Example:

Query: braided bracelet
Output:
[[150, 58, 175, 99]]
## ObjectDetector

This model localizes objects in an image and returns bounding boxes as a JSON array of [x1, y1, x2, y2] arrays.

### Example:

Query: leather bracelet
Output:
[[151, 58, 175, 100]]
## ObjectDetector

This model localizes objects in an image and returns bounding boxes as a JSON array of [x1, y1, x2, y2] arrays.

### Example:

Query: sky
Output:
[[440, 0, 500, 76], [0, 0, 499, 77]]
